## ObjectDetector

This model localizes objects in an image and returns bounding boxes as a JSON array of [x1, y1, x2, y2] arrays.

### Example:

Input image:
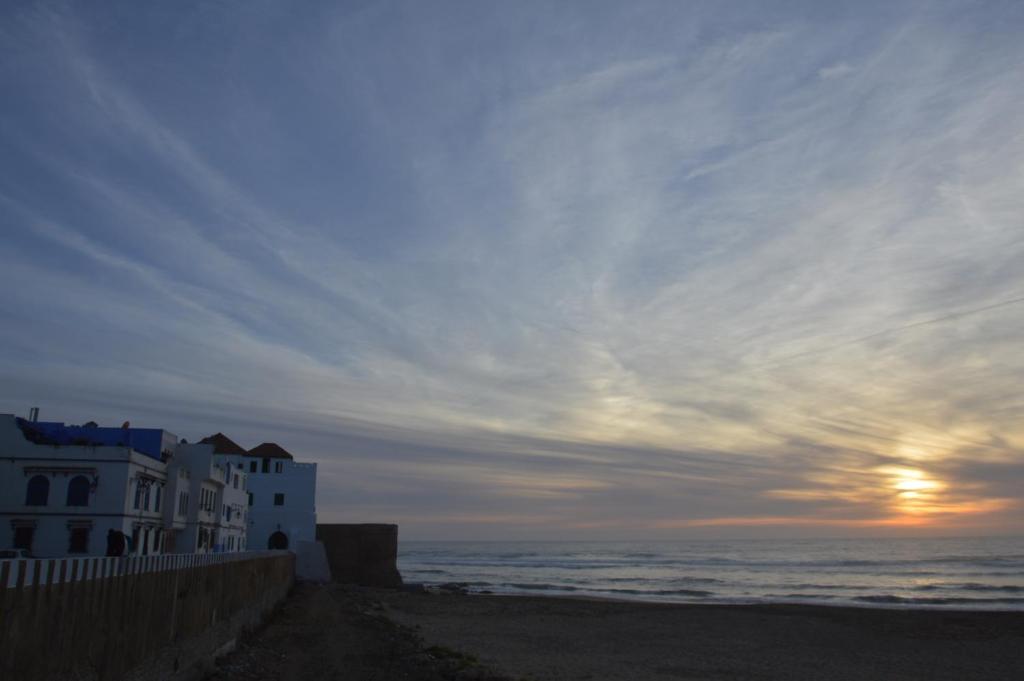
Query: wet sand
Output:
[[380, 590, 1024, 681]]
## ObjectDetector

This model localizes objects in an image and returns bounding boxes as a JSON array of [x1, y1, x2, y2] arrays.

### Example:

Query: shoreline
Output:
[[429, 583, 1024, 613]]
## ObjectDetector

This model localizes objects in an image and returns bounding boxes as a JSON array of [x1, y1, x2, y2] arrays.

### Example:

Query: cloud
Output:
[[818, 61, 856, 79], [1, 0, 1023, 538]]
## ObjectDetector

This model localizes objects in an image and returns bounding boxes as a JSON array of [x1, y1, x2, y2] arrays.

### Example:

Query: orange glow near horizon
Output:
[[651, 499, 1018, 531], [693, 460, 1018, 532], [878, 465, 947, 515]]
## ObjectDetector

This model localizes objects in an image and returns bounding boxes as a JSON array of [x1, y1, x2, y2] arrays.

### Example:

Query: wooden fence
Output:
[[1, 550, 285, 587], [0, 551, 295, 681]]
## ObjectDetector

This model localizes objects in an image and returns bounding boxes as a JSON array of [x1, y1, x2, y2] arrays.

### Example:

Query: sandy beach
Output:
[[208, 583, 1024, 680], [380, 589, 1024, 681]]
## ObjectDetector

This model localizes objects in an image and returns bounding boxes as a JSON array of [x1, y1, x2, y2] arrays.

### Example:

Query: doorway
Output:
[[268, 531, 288, 550]]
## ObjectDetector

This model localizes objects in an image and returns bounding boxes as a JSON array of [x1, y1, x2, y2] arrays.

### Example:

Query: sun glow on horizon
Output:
[[879, 466, 947, 515]]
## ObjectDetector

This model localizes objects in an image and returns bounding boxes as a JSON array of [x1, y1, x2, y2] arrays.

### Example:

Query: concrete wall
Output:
[[316, 523, 402, 588], [0, 551, 294, 681]]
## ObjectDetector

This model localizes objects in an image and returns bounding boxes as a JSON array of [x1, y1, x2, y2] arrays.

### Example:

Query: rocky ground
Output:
[[204, 583, 512, 681]]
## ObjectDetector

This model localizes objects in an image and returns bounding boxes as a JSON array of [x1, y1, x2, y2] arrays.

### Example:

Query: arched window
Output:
[[25, 475, 49, 506], [66, 476, 91, 507]]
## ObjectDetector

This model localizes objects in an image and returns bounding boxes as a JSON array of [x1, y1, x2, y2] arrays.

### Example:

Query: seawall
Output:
[[0, 551, 294, 681], [316, 523, 402, 588]]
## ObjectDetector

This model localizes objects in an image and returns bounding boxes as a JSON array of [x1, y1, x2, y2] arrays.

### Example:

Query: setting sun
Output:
[[874, 465, 948, 516]]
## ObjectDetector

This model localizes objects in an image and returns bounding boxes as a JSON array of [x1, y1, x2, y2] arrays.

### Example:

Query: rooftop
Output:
[[247, 442, 294, 460], [199, 432, 249, 456]]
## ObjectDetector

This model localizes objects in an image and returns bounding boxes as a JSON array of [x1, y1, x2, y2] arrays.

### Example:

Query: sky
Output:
[[1, 0, 1023, 540]]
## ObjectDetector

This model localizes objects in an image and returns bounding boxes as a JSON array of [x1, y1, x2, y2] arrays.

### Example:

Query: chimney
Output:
[[29, 407, 39, 422]]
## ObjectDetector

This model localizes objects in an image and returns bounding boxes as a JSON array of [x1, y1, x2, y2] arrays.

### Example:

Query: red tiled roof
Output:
[[199, 432, 248, 456], [247, 442, 294, 460]]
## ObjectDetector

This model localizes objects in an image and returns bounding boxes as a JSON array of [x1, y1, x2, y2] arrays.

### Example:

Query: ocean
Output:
[[398, 536, 1024, 609]]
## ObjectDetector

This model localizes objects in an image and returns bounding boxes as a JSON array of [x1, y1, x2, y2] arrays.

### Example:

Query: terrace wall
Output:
[[0, 551, 294, 681]]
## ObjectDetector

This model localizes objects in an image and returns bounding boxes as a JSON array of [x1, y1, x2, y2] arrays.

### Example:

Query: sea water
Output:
[[398, 536, 1024, 609]]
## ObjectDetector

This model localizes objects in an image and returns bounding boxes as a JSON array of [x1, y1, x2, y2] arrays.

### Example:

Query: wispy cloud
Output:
[[1, 0, 1022, 538], [818, 61, 856, 80]]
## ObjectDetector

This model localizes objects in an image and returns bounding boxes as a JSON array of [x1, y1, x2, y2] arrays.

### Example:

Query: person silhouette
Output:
[[105, 528, 126, 557]]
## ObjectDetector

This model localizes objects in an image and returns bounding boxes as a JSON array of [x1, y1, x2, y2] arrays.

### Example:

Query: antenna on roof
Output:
[[28, 407, 39, 422]]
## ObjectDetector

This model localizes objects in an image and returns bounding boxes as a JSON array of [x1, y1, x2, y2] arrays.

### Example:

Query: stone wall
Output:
[[0, 551, 294, 681], [316, 523, 402, 588]]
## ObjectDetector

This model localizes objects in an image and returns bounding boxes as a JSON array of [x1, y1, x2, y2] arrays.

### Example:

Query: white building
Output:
[[200, 434, 317, 551], [0, 414, 174, 558], [166, 442, 250, 554], [1, 413, 317, 558]]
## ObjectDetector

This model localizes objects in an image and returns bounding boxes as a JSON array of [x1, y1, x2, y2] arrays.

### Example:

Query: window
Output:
[[131, 527, 140, 554], [133, 482, 143, 510], [273, 493, 285, 506], [13, 526, 34, 551], [68, 527, 90, 554], [143, 484, 151, 511], [250, 460, 257, 473], [25, 475, 49, 506], [233, 474, 239, 489], [248, 492, 253, 507], [262, 458, 269, 473], [66, 475, 90, 507], [154, 485, 161, 513], [274, 461, 283, 473]]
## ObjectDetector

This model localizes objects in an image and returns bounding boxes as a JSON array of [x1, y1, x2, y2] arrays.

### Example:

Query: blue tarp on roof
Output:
[[17, 420, 170, 461]]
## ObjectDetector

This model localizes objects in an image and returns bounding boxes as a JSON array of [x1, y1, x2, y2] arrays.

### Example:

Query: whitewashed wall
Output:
[[0, 414, 169, 558], [217, 454, 317, 550]]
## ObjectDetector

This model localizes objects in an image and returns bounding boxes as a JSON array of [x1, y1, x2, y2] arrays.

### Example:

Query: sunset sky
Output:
[[2, 1, 1022, 539]]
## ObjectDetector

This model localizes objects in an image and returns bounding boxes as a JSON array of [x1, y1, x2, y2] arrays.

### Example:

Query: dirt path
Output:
[[204, 584, 511, 681]]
